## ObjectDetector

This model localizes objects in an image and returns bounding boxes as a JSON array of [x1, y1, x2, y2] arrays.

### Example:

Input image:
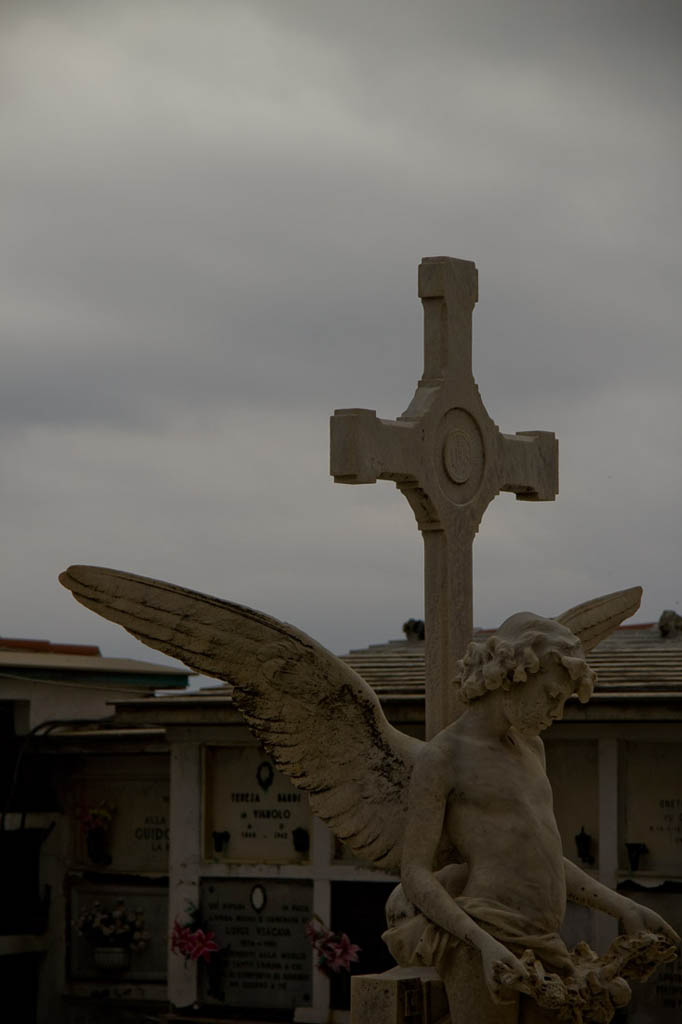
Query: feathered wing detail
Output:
[[59, 565, 423, 872], [556, 586, 643, 652]]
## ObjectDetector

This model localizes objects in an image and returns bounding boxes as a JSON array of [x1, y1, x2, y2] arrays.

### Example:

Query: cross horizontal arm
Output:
[[330, 408, 418, 484], [499, 430, 558, 501]]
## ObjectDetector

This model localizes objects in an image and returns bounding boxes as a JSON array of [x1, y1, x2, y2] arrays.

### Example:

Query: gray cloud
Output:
[[0, 0, 680, 672]]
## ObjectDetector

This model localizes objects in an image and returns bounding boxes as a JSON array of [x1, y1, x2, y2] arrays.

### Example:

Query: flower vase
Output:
[[86, 826, 112, 866], [94, 946, 130, 972]]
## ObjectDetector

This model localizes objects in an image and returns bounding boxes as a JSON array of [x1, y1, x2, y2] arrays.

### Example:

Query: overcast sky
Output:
[[1, 1, 680, 682]]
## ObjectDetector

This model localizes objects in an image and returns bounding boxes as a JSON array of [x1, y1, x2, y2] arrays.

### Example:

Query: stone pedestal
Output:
[[351, 966, 449, 1024], [350, 961, 558, 1023]]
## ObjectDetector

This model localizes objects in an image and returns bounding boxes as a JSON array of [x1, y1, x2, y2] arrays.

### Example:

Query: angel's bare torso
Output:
[[399, 660, 577, 962], [436, 724, 565, 932]]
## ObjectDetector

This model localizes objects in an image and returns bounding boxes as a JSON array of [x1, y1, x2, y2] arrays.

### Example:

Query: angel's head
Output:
[[455, 613, 596, 724]]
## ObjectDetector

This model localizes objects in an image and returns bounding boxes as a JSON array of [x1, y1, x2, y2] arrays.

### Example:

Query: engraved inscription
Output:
[[200, 878, 313, 1009], [204, 746, 311, 863]]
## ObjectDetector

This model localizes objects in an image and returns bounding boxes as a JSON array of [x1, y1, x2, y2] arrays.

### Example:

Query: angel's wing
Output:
[[60, 565, 422, 872], [556, 586, 642, 652]]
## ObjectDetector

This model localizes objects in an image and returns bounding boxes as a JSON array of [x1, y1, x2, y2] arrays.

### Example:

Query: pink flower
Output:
[[171, 920, 219, 962], [171, 921, 193, 955], [305, 919, 360, 975], [323, 933, 361, 973], [187, 928, 220, 963]]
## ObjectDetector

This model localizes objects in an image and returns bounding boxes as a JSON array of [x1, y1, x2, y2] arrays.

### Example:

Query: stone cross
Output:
[[330, 257, 558, 738]]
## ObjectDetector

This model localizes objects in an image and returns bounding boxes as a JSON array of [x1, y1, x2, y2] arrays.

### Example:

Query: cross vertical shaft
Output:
[[421, 529, 472, 734]]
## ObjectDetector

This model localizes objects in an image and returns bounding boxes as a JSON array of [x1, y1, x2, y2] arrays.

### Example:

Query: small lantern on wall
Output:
[[292, 827, 310, 855], [574, 826, 595, 866], [625, 842, 649, 872], [212, 830, 230, 854]]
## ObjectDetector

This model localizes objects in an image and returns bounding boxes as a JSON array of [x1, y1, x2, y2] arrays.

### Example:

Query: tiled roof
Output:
[[585, 623, 682, 691], [0, 637, 101, 656], [342, 640, 428, 698], [109, 622, 682, 722], [0, 650, 188, 675], [341, 623, 682, 699]]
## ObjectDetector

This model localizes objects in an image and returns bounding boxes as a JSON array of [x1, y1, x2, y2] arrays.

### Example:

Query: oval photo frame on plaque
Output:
[[250, 883, 267, 913]]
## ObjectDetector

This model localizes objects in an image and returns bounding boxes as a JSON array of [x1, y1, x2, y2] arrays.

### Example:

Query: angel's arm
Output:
[[400, 744, 528, 996], [401, 746, 478, 941], [564, 859, 680, 944]]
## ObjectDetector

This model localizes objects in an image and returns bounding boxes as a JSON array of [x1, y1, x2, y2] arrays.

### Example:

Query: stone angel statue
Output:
[[60, 567, 679, 1023]]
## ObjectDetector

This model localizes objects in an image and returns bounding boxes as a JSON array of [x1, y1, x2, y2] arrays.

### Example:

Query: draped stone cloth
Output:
[[381, 893, 667, 1023], [384, 895, 575, 975]]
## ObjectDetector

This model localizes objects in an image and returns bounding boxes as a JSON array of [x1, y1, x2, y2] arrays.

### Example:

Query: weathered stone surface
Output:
[[351, 966, 449, 1024], [330, 258, 558, 736], [60, 565, 678, 1021]]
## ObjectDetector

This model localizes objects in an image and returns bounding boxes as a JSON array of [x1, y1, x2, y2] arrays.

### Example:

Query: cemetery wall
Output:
[[0, 639, 187, 1024], [3, 626, 682, 1024]]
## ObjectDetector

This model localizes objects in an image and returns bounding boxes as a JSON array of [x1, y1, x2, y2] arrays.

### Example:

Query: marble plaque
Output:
[[204, 746, 312, 863], [622, 888, 682, 1021], [199, 878, 313, 1009], [621, 741, 682, 874], [70, 882, 168, 981], [545, 739, 599, 868], [71, 755, 169, 873]]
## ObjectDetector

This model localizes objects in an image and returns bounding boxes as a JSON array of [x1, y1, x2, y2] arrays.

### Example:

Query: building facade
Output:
[[3, 617, 682, 1022], [0, 636, 188, 1024]]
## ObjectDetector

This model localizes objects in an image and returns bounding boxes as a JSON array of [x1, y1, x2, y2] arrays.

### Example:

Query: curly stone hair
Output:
[[454, 613, 596, 705]]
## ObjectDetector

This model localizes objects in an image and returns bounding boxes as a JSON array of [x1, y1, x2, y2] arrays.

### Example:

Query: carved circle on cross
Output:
[[438, 408, 485, 504], [444, 429, 472, 483]]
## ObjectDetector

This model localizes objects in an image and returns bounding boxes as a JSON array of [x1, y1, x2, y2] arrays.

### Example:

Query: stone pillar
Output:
[[168, 741, 202, 1009], [596, 735, 619, 953]]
